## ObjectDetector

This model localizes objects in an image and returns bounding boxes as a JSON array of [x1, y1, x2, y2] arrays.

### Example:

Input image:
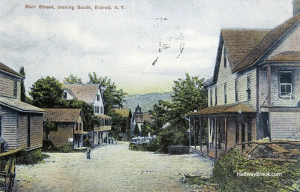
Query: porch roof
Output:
[[95, 114, 112, 119], [266, 51, 300, 62], [189, 103, 256, 116]]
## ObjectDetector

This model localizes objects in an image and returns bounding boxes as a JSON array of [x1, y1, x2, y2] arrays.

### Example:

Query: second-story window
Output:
[[97, 94, 100, 101], [210, 89, 213, 106], [224, 48, 227, 68], [94, 106, 100, 114], [280, 71, 292, 96], [215, 87, 218, 106], [235, 80, 239, 102], [63, 92, 67, 99], [247, 76, 251, 101], [224, 83, 227, 104], [13, 81, 17, 98]]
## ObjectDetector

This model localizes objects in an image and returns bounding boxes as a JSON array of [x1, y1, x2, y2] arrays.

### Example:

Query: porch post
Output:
[[225, 116, 227, 151], [194, 117, 196, 149], [267, 64, 272, 107], [207, 117, 210, 155], [200, 117, 202, 151], [215, 117, 218, 159], [189, 116, 191, 148]]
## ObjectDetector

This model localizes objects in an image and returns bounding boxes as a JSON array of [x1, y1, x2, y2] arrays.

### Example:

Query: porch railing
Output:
[[271, 92, 300, 107]]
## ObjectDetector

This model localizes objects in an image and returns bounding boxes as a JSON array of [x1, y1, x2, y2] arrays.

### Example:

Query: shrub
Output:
[[58, 145, 73, 153], [213, 148, 300, 192], [17, 148, 49, 165]]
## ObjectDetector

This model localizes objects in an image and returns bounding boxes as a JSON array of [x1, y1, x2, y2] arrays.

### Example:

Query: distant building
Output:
[[130, 104, 154, 137], [43, 108, 85, 149]]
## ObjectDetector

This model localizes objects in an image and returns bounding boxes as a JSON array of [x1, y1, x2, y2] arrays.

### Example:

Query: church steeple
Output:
[[135, 104, 142, 114]]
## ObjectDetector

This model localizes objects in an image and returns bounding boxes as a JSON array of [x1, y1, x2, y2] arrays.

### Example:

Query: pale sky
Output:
[[0, 0, 293, 94]]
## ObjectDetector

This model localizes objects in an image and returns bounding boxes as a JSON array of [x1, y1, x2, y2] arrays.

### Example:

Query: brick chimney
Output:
[[293, 0, 300, 16]]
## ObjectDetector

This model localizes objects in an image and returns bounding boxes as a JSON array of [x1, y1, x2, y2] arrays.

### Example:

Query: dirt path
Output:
[[13, 142, 213, 192]]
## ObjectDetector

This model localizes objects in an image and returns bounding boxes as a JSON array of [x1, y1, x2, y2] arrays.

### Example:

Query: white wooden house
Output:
[[189, 1, 300, 158], [63, 84, 112, 145]]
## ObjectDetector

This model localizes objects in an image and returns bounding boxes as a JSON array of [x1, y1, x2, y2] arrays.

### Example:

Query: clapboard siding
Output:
[[268, 22, 300, 58], [269, 112, 300, 140], [29, 114, 43, 150], [1, 107, 18, 150], [18, 114, 28, 149], [48, 123, 74, 147], [0, 73, 21, 99], [211, 44, 257, 108]]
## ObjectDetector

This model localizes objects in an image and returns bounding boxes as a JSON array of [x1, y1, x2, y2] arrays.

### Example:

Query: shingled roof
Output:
[[189, 103, 256, 116], [43, 108, 82, 122], [63, 84, 100, 103], [232, 13, 300, 72], [0, 62, 22, 78], [222, 29, 270, 71], [0, 96, 44, 113], [266, 51, 300, 62]]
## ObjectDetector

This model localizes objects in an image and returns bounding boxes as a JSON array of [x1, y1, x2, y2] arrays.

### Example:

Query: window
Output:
[[224, 83, 227, 104], [0, 116, 2, 137], [247, 76, 251, 101], [235, 80, 239, 102], [280, 71, 292, 96], [13, 81, 17, 98], [215, 87, 218, 106], [97, 94, 100, 101], [100, 107, 103, 114], [94, 106, 100, 114], [224, 48, 227, 68], [63, 92, 67, 99], [210, 89, 213, 106], [76, 123, 78, 131]]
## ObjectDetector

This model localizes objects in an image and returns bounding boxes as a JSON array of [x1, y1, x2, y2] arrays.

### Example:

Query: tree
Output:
[[63, 74, 82, 84], [169, 73, 207, 130], [88, 72, 127, 113], [141, 121, 152, 137], [19, 67, 26, 102], [150, 73, 207, 151], [29, 76, 64, 108], [44, 120, 56, 140], [107, 109, 128, 140]]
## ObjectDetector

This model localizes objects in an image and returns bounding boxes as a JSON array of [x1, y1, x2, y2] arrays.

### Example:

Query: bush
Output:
[[213, 148, 300, 192], [147, 137, 160, 152], [17, 148, 49, 165], [42, 140, 59, 152], [58, 145, 73, 153], [158, 126, 188, 153]]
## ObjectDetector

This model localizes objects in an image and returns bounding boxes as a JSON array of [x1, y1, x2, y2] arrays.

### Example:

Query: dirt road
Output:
[[13, 142, 213, 192]]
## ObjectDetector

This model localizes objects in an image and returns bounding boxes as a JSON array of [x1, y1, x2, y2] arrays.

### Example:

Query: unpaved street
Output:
[[13, 142, 213, 192]]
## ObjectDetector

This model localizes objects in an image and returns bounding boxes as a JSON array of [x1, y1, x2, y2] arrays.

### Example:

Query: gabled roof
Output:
[[63, 84, 100, 103], [0, 62, 22, 78], [233, 13, 300, 72], [0, 96, 44, 113], [143, 113, 155, 123], [43, 108, 82, 122], [212, 13, 300, 84], [222, 29, 270, 71]]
